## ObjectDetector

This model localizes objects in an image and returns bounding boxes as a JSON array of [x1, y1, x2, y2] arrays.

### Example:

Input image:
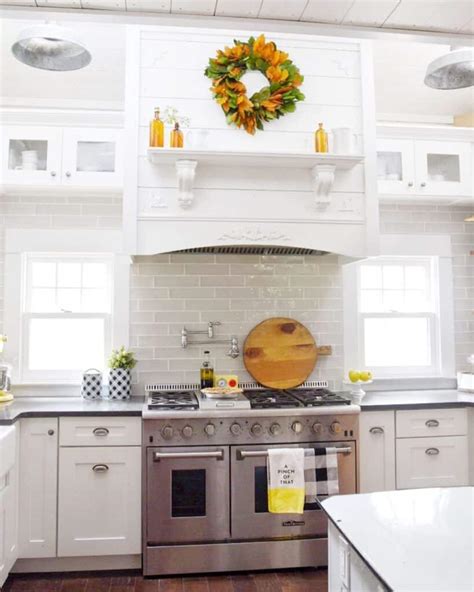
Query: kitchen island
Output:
[[321, 487, 473, 591]]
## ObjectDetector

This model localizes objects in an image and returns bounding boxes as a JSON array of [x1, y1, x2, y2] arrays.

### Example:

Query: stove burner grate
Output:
[[287, 388, 351, 407], [148, 390, 199, 410], [244, 389, 302, 409]]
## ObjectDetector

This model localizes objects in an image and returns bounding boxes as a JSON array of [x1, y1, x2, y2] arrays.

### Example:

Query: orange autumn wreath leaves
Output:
[[204, 34, 305, 135]]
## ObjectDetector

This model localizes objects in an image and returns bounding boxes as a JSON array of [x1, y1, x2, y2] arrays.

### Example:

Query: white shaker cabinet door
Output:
[[0, 425, 19, 588], [359, 411, 396, 493], [396, 436, 469, 489], [19, 418, 58, 558], [58, 446, 141, 557]]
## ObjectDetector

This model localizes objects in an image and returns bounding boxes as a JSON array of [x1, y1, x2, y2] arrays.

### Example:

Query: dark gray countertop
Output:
[[0, 396, 145, 425], [1, 389, 473, 425], [358, 389, 474, 411]]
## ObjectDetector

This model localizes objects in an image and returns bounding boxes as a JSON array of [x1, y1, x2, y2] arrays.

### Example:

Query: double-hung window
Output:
[[21, 254, 113, 383], [344, 255, 455, 379]]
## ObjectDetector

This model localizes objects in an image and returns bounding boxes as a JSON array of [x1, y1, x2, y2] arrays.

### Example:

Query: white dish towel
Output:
[[267, 447, 305, 514]]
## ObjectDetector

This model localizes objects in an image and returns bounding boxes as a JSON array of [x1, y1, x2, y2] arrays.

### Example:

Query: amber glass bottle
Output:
[[200, 351, 214, 388], [315, 122, 328, 153], [170, 122, 184, 148], [149, 107, 164, 148]]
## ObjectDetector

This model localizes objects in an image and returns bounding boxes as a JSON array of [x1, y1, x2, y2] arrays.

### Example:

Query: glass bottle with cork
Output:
[[314, 122, 328, 153], [149, 107, 164, 148], [200, 350, 214, 388]]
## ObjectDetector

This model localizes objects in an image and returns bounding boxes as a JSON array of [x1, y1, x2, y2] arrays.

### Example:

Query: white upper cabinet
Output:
[[377, 138, 416, 196], [2, 127, 63, 186], [61, 128, 123, 187], [414, 140, 472, 197], [1, 125, 123, 192], [377, 127, 473, 203]]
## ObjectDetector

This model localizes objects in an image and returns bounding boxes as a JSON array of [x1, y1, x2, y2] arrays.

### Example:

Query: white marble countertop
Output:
[[322, 487, 474, 592]]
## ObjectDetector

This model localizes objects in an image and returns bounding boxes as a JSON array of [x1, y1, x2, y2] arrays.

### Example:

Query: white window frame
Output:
[[21, 253, 114, 384], [3, 229, 130, 388], [343, 234, 455, 382], [357, 257, 439, 377]]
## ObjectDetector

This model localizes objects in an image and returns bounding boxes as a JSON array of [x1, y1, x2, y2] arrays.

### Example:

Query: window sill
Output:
[[363, 376, 457, 392]]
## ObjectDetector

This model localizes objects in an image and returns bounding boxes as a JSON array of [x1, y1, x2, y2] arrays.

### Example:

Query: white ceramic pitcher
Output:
[[331, 128, 357, 155]]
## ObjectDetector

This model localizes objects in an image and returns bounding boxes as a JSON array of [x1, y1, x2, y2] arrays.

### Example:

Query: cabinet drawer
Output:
[[59, 417, 141, 447], [396, 436, 468, 489], [396, 408, 467, 438]]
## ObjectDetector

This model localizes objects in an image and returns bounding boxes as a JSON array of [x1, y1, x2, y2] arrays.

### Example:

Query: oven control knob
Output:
[[161, 425, 174, 440], [251, 423, 263, 436], [291, 421, 303, 434], [182, 425, 193, 439], [230, 422, 242, 436], [312, 422, 323, 434], [204, 423, 216, 436], [330, 421, 343, 434], [270, 423, 281, 436]]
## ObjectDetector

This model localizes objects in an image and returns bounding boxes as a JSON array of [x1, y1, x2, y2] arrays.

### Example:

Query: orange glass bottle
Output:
[[315, 122, 328, 153], [149, 107, 164, 148], [170, 122, 184, 148]]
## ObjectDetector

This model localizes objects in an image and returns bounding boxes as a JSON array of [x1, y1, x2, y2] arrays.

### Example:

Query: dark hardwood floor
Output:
[[2, 568, 328, 592]]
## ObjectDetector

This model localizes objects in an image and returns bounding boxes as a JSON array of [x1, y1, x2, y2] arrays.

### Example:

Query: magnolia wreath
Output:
[[204, 34, 305, 135]]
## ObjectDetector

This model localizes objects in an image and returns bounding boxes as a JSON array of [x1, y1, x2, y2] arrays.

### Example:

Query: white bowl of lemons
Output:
[[343, 370, 373, 404]]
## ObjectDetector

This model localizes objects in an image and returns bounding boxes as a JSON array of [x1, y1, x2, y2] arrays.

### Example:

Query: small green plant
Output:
[[163, 105, 191, 127], [108, 346, 137, 370]]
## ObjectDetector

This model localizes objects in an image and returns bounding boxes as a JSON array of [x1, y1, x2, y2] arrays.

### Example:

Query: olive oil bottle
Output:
[[200, 350, 214, 388], [149, 107, 164, 148], [315, 122, 328, 153]]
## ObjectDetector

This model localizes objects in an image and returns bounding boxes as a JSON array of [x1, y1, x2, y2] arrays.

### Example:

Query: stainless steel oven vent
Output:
[[145, 380, 329, 391], [167, 246, 328, 256]]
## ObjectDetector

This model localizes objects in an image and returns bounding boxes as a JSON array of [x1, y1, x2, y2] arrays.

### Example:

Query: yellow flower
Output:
[[266, 65, 289, 83]]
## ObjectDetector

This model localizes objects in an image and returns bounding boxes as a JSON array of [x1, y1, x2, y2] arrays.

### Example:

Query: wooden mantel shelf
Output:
[[147, 148, 364, 209]]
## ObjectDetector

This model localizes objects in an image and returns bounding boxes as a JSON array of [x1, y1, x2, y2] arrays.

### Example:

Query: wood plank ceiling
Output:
[[0, 0, 473, 35]]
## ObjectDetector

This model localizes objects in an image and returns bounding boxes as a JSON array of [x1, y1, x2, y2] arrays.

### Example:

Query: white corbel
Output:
[[311, 164, 336, 206], [176, 160, 197, 209]]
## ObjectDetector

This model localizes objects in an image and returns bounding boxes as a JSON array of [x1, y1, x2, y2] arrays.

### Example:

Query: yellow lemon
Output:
[[359, 371, 370, 382], [348, 370, 360, 383]]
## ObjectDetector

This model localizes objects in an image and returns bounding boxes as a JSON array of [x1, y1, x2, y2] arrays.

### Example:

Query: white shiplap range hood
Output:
[[124, 28, 378, 259]]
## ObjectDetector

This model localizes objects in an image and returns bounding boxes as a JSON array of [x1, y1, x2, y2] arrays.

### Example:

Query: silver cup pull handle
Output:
[[425, 448, 440, 456], [93, 427, 110, 437], [425, 419, 439, 428], [369, 426, 384, 435], [92, 464, 109, 473]]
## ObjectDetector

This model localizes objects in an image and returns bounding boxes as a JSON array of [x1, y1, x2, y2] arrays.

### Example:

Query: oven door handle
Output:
[[153, 450, 224, 461], [237, 447, 352, 460]]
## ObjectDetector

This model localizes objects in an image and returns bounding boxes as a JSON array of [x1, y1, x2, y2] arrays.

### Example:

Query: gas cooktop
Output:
[[147, 387, 351, 410]]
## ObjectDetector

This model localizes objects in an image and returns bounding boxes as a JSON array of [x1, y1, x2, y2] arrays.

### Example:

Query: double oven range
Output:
[[142, 383, 359, 576]]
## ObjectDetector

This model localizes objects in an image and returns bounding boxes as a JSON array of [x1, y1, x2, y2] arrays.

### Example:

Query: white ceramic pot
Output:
[[81, 368, 102, 400]]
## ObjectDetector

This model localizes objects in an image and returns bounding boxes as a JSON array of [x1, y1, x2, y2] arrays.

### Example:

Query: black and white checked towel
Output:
[[304, 447, 339, 502]]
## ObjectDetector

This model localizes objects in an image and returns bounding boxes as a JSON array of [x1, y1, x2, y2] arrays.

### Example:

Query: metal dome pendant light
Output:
[[424, 46, 474, 90], [11, 23, 91, 71]]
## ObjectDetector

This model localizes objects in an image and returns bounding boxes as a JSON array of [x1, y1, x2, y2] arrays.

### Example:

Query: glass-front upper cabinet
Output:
[[414, 140, 472, 197], [377, 138, 415, 196], [2, 126, 63, 185], [61, 128, 123, 187], [1, 125, 123, 190]]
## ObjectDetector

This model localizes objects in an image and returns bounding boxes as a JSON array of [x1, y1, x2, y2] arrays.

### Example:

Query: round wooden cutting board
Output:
[[243, 317, 318, 389]]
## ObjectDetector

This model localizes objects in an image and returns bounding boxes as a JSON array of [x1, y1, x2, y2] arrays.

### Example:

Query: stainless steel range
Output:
[[142, 382, 359, 576]]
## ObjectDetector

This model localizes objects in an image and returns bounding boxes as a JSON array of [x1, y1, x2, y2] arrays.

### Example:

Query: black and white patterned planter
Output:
[[81, 369, 102, 400], [109, 368, 131, 400]]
